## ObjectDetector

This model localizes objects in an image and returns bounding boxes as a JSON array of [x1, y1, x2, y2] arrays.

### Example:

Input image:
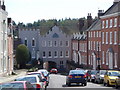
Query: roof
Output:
[[87, 2, 120, 31], [103, 2, 120, 16], [87, 19, 101, 31]]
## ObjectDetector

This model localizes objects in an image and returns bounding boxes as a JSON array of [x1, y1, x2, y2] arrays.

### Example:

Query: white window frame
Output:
[[31, 38, 36, 47], [114, 53, 117, 68], [114, 31, 117, 45], [106, 32, 108, 44], [60, 51, 63, 58], [102, 51, 105, 64], [54, 51, 58, 58], [102, 21, 105, 29], [91, 32, 92, 38], [42, 41, 46, 47], [24, 38, 28, 46], [106, 20, 108, 28], [54, 41, 58, 47], [114, 18, 117, 27], [59, 41, 63, 47], [66, 41, 69, 47], [48, 41, 52, 47], [94, 41, 95, 50], [65, 51, 69, 58], [109, 19, 113, 28], [99, 31, 101, 37], [48, 51, 52, 58], [91, 41, 92, 50], [94, 31, 95, 37], [43, 51, 46, 58], [102, 32, 104, 44], [106, 52, 108, 65], [110, 32, 112, 44]]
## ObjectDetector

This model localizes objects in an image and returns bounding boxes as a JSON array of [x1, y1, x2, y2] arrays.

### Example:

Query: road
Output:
[[47, 74, 116, 90]]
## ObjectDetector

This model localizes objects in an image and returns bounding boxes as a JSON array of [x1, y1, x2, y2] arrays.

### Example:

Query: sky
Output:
[[5, 0, 114, 24]]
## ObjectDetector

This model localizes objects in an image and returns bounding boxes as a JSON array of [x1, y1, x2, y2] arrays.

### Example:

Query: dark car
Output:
[[89, 70, 98, 82], [0, 81, 35, 90], [66, 70, 87, 86], [50, 68, 58, 74]]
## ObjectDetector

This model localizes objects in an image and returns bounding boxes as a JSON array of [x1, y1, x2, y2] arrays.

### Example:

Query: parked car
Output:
[[94, 70, 107, 83], [0, 81, 35, 90], [38, 69, 50, 86], [115, 75, 120, 88], [27, 72, 48, 87], [50, 68, 58, 74], [15, 75, 46, 90], [66, 70, 87, 86], [89, 70, 98, 82], [103, 70, 120, 86]]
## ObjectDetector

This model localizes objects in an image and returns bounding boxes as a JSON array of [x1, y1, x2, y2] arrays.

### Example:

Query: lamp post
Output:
[[97, 43, 100, 70]]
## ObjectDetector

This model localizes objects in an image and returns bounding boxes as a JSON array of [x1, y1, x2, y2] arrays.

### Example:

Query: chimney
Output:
[[113, 0, 120, 4], [2, 0, 5, 11], [98, 10, 104, 18], [7, 18, 12, 26], [87, 13, 93, 28]]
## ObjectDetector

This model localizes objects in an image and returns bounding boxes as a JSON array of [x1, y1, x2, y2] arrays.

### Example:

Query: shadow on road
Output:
[[62, 84, 86, 87]]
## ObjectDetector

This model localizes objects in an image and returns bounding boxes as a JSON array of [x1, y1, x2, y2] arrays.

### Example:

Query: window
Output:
[[114, 18, 117, 27], [110, 32, 112, 44], [32, 38, 35, 47], [99, 42, 101, 51], [54, 51, 58, 57], [42, 41, 46, 47], [59, 41, 62, 46], [94, 31, 95, 37], [60, 61, 64, 65], [89, 32, 90, 37], [43, 51, 46, 57], [66, 41, 69, 47], [91, 41, 92, 50], [91, 32, 92, 37], [102, 21, 105, 29], [48, 51, 52, 57], [94, 41, 95, 50], [106, 52, 108, 65], [48, 41, 52, 47], [54, 41, 57, 47], [89, 55, 90, 65], [114, 53, 117, 68], [106, 20, 108, 28], [102, 51, 105, 64], [32, 49, 35, 58], [24, 38, 28, 46], [110, 19, 113, 28], [89, 41, 90, 50], [97, 31, 98, 37], [60, 51, 63, 57], [99, 31, 101, 37], [65, 51, 69, 57], [102, 32, 104, 44], [114, 31, 117, 44], [106, 32, 108, 44]]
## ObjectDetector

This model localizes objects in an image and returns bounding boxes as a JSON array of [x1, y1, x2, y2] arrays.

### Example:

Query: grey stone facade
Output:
[[19, 26, 73, 71]]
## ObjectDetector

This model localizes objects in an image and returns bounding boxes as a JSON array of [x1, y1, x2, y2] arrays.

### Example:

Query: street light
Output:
[[97, 43, 100, 70]]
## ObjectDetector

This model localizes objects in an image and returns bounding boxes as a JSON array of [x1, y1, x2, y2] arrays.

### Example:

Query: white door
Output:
[[92, 54, 96, 70], [109, 52, 113, 69]]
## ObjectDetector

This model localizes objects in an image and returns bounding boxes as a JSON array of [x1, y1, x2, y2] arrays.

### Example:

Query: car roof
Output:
[[38, 69, 48, 71], [0, 81, 26, 85], [107, 70, 120, 72]]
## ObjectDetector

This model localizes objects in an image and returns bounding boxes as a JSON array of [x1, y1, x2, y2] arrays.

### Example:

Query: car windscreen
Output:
[[91, 71, 97, 75], [0, 83, 24, 89], [108, 72, 120, 76], [100, 71, 106, 75], [16, 77, 37, 83], [69, 70, 85, 75]]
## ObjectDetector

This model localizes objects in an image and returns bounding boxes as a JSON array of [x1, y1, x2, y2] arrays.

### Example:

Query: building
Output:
[[0, 1, 14, 76], [19, 25, 73, 71], [100, 0, 120, 69], [71, 32, 87, 69]]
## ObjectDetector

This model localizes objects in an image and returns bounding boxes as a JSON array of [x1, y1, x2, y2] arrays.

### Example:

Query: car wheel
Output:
[[66, 82, 71, 86], [103, 81, 106, 86], [84, 83, 87, 86], [115, 82, 118, 89], [107, 81, 110, 87]]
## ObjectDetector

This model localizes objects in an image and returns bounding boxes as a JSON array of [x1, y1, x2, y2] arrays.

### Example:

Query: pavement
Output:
[[0, 69, 27, 83]]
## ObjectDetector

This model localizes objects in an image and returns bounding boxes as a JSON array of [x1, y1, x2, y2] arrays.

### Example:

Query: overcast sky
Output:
[[5, 0, 114, 24]]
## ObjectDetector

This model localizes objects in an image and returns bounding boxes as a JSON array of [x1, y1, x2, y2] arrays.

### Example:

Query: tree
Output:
[[16, 44, 30, 69]]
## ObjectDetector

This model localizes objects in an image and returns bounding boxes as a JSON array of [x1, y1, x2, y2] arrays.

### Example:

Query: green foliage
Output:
[[16, 44, 30, 69]]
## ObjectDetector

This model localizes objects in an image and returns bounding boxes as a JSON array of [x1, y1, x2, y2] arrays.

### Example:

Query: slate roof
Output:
[[87, 1, 120, 31]]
